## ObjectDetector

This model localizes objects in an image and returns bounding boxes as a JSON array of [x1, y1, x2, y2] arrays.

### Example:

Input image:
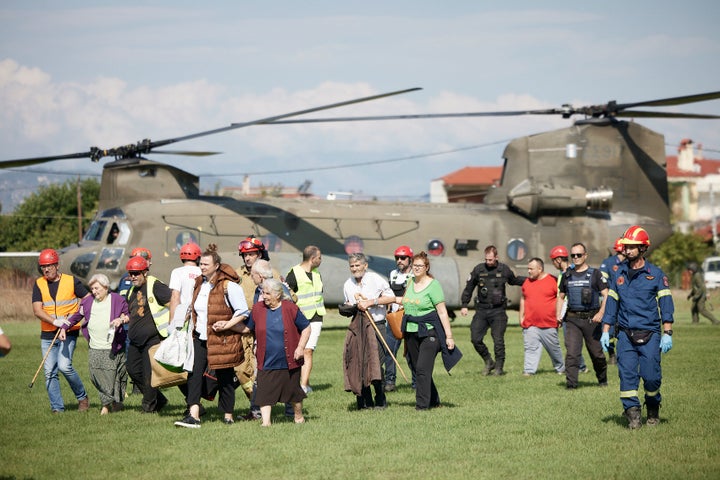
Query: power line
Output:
[[199, 139, 512, 178]]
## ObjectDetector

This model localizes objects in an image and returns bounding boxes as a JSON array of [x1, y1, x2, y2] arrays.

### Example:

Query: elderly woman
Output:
[[60, 273, 129, 415], [174, 244, 249, 428], [401, 251, 461, 410], [239, 278, 310, 426]]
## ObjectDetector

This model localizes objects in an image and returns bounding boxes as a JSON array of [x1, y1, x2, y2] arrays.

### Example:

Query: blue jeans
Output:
[[41, 335, 87, 412]]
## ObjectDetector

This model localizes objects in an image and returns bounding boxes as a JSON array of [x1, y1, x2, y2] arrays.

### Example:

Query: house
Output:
[[430, 166, 503, 203], [666, 139, 720, 241]]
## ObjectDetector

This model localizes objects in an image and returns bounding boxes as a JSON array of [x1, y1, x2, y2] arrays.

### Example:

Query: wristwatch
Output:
[[664, 330, 673, 336]]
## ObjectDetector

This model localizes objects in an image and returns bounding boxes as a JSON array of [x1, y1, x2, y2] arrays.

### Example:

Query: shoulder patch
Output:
[[663, 276, 669, 287]]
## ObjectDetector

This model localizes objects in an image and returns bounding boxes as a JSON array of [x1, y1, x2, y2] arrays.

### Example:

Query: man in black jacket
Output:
[[460, 245, 525, 376]]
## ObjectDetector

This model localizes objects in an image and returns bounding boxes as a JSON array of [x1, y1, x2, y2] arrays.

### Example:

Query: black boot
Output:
[[624, 406, 642, 429], [493, 360, 505, 376], [373, 381, 387, 410], [646, 403, 660, 426], [482, 357, 496, 376]]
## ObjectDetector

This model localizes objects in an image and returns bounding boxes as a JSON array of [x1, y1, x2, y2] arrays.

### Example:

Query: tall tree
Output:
[[0, 178, 100, 251]]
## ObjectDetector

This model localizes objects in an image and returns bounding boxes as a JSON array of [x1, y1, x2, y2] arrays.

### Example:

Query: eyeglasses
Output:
[[40, 264, 58, 270], [128, 271, 144, 277], [412, 264, 427, 269], [570, 253, 585, 258], [395, 255, 409, 261]]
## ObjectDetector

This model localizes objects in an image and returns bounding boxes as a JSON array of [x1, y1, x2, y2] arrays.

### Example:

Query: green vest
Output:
[[128, 276, 170, 337], [292, 265, 326, 318]]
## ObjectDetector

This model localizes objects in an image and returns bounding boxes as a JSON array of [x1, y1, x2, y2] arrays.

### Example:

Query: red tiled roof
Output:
[[439, 166, 503, 186], [667, 155, 720, 178]]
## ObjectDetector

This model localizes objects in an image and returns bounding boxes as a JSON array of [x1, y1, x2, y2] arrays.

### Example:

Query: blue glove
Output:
[[600, 332, 610, 352], [660, 334, 673, 354]]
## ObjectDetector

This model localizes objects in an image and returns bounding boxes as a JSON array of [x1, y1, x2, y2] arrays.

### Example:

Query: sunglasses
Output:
[[128, 271, 144, 277], [570, 253, 585, 258], [412, 264, 427, 269], [395, 255, 409, 261]]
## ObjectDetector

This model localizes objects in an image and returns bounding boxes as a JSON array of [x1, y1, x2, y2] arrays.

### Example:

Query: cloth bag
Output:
[[386, 307, 404, 340], [149, 343, 188, 388], [153, 327, 189, 370]]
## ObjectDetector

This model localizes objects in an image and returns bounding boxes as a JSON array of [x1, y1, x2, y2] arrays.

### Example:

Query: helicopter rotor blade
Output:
[[614, 90, 720, 111], [614, 110, 720, 119], [0, 87, 421, 169], [260, 108, 567, 125], [151, 150, 222, 156], [152, 87, 422, 148]]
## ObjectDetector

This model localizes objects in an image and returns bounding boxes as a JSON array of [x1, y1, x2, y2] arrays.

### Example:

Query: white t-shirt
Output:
[[169, 264, 201, 326], [343, 271, 393, 322]]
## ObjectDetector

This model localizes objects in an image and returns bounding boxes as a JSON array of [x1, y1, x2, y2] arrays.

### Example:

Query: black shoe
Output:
[[624, 406, 642, 430], [174, 415, 201, 429], [482, 359, 496, 376], [222, 417, 235, 425]]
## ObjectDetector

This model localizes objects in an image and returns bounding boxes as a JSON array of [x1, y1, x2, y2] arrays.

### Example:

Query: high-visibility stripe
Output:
[[620, 389, 638, 398], [645, 389, 659, 396], [657, 289, 671, 298], [608, 289, 619, 301]]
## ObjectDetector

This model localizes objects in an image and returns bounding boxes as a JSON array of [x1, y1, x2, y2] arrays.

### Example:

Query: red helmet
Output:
[[38, 248, 60, 266], [619, 225, 651, 246], [126, 256, 149, 272], [179, 242, 202, 261], [238, 237, 265, 254], [129, 247, 152, 261], [394, 245, 414, 258], [613, 237, 624, 253], [549, 245, 568, 259]]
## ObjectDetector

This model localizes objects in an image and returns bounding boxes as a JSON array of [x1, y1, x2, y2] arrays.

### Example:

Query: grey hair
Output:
[[262, 278, 284, 299], [88, 273, 110, 289], [252, 259, 273, 279], [347, 252, 368, 264]]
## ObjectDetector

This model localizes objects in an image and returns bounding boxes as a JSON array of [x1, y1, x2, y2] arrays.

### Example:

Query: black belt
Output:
[[567, 310, 598, 319], [476, 303, 504, 309]]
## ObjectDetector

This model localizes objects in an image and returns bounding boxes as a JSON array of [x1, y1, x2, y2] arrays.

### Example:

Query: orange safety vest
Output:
[[36, 274, 81, 332]]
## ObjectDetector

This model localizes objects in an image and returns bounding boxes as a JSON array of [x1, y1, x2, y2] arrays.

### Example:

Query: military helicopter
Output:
[[2, 88, 720, 309]]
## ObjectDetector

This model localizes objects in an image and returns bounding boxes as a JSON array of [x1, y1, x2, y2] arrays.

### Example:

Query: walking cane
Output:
[[364, 310, 409, 383], [29, 327, 62, 389]]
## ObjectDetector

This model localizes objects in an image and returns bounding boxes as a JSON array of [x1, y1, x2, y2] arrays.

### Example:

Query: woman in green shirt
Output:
[[401, 252, 457, 410]]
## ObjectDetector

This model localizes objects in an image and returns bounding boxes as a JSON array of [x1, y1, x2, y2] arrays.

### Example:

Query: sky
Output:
[[1, 0, 720, 203]]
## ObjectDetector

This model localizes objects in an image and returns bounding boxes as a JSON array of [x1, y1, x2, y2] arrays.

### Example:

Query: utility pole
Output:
[[76, 176, 83, 243], [711, 183, 718, 254]]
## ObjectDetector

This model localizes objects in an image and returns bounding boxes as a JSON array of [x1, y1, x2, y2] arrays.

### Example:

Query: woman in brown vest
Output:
[[174, 244, 249, 429]]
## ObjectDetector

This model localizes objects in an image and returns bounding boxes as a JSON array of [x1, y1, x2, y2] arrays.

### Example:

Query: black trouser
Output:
[[470, 307, 508, 365], [564, 313, 607, 388], [186, 337, 236, 415], [126, 336, 167, 413], [405, 331, 441, 409]]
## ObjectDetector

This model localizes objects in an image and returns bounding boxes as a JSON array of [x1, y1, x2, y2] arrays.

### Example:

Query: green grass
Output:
[[1, 297, 719, 480]]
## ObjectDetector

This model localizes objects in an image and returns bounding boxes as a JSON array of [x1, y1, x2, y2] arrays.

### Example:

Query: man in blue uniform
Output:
[[599, 238, 626, 365], [601, 225, 675, 429]]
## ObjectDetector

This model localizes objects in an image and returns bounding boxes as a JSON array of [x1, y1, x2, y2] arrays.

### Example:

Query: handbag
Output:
[[386, 307, 404, 340], [148, 343, 188, 388]]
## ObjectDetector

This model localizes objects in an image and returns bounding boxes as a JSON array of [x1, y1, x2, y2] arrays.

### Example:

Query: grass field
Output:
[[1, 290, 719, 479]]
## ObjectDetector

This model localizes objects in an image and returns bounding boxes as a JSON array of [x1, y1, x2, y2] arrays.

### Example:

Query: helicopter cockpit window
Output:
[[174, 232, 199, 253], [84, 220, 107, 242], [506, 238, 527, 262], [96, 247, 124, 271], [106, 223, 120, 244], [427, 239, 445, 256], [98, 208, 126, 219], [344, 235, 364, 254]]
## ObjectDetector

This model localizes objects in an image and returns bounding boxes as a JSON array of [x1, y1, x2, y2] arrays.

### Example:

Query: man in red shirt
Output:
[[520, 258, 565, 376]]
